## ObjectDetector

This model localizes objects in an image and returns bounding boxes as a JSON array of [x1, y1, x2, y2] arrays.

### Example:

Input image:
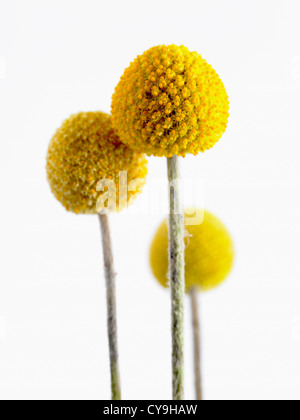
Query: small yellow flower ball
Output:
[[150, 209, 234, 292], [46, 111, 148, 214], [111, 45, 229, 157]]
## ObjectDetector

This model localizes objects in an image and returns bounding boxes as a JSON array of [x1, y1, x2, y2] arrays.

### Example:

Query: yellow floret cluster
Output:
[[46, 112, 148, 214], [111, 45, 229, 157], [150, 209, 234, 292]]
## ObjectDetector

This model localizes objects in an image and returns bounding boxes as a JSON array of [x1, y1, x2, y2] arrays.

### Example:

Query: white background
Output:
[[0, 0, 300, 400]]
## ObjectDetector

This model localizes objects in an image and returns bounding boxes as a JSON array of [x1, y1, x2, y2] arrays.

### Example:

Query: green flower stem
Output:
[[167, 156, 185, 400], [190, 286, 202, 400], [98, 213, 121, 400]]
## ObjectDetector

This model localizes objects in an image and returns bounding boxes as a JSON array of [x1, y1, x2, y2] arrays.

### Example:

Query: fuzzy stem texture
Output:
[[190, 286, 202, 400], [167, 156, 185, 400], [98, 213, 121, 400]]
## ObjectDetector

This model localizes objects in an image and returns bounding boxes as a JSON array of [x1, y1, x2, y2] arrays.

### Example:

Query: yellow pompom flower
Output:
[[111, 45, 229, 157], [46, 111, 148, 214], [150, 209, 234, 291]]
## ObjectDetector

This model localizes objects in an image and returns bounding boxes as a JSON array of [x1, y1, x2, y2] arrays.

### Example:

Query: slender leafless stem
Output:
[[98, 213, 121, 400], [167, 156, 185, 400], [190, 286, 202, 400]]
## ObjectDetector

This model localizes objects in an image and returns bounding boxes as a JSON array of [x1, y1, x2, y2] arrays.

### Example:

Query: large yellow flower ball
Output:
[[150, 209, 234, 292], [46, 112, 148, 214], [111, 45, 229, 158]]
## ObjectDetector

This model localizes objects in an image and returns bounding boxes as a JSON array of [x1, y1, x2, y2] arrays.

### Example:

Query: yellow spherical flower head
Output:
[[111, 45, 229, 158], [150, 209, 234, 292], [46, 112, 148, 214]]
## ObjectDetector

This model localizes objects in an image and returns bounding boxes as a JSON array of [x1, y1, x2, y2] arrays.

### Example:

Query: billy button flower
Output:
[[150, 208, 234, 400], [111, 44, 229, 158], [46, 111, 148, 400], [112, 45, 229, 400], [46, 111, 147, 214]]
